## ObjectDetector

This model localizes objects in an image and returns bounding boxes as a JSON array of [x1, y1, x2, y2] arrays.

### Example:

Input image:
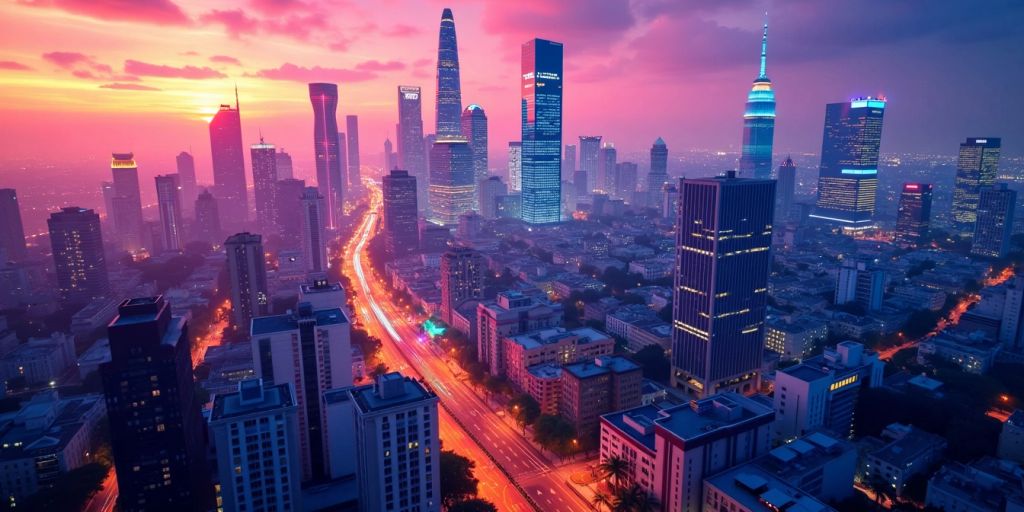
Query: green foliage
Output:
[[439, 450, 479, 508], [532, 414, 577, 455], [20, 462, 109, 511], [632, 345, 670, 383]]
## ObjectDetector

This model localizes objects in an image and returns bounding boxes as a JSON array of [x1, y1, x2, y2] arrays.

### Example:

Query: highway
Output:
[[343, 189, 589, 512]]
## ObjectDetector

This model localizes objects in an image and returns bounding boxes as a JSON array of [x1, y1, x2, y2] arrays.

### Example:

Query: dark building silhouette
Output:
[[895, 183, 933, 247], [47, 207, 109, 304], [225, 232, 269, 330], [192, 189, 222, 247], [309, 83, 344, 229], [776, 156, 796, 221], [154, 174, 184, 251], [972, 184, 1016, 258], [175, 151, 197, 218], [461, 104, 488, 187], [952, 137, 1001, 236], [382, 170, 419, 257], [209, 92, 248, 229], [346, 115, 362, 197], [0, 188, 27, 262], [250, 138, 279, 232], [275, 178, 306, 247]]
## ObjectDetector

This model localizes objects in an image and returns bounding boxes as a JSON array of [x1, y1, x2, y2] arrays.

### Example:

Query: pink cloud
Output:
[[42, 51, 123, 79], [383, 24, 420, 37], [124, 59, 226, 79], [249, 63, 376, 83], [355, 60, 404, 72], [100, 82, 160, 91], [200, 8, 326, 42], [18, 0, 190, 25], [199, 9, 259, 38], [42, 51, 90, 68], [412, 58, 432, 68], [329, 37, 355, 52], [480, 0, 635, 53], [0, 61, 31, 71], [210, 55, 241, 65]]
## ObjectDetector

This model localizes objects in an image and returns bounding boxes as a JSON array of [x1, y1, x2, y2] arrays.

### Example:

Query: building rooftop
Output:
[[600, 404, 665, 452], [654, 393, 773, 445], [349, 372, 436, 414], [706, 465, 833, 512], [508, 327, 608, 350], [251, 306, 349, 336], [527, 363, 562, 380], [0, 392, 103, 462], [870, 425, 946, 468], [211, 380, 294, 422]]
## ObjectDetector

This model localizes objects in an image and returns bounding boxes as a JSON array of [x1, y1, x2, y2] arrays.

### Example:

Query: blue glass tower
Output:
[[521, 38, 563, 225], [739, 22, 775, 180], [810, 98, 886, 228], [435, 8, 462, 137]]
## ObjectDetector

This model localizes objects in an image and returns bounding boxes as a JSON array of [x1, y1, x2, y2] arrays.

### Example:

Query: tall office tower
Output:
[[175, 151, 197, 217], [398, 85, 429, 212], [337, 131, 349, 199], [564, 143, 577, 180], [672, 173, 775, 398], [251, 300, 352, 481], [250, 137, 279, 231], [461, 104, 489, 187], [384, 137, 395, 171], [972, 184, 1016, 258], [193, 189, 222, 246], [382, 170, 419, 257], [478, 176, 507, 219], [225, 232, 269, 330], [435, 8, 462, 136], [276, 148, 294, 180], [579, 136, 602, 193], [810, 98, 886, 229], [300, 187, 328, 274], [210, 379, 302, 512], [346, 115, 362, 197], [110, 152, 144, 252], [598, 142, 617, 193], [738, 22, 775, 179], [309, 83, 344, 229], [507, 141, 523, 192], [440, 246, 484, 325], [521, 38, 563, 224], [662, 182, 679, 219], [648, 137, 669, 203], [275, 178, 306, 246], [47, 207, 109, 304], [209, 92, 249, 228], [775, 156, 796, 221], [0, 189, 27, 262], [952, 137, 1001, 236], [895, 183, 933, 247], [100, 181, 116, 222], [615, 162, 638, 203], [154, 174, 184, 252], [101, 296, 212, 512], [428, 138, 475, 226], [573, 171, 588, 199]]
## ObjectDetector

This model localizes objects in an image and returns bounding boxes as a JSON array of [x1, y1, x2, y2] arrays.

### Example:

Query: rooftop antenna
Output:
[[258, 128, 264, 144], [759, 13, 769, 79], [234, 82, 240, 111]]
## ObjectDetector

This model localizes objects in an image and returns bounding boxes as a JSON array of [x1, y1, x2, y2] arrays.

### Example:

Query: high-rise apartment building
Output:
[[209, 94, 248, 229], [440, 247, 484, 325], [478, 176, 507, 219], [738, 22, 775, 180], [579, 136, 602, 193], [175, 151, 197, 217], [275, 178, 306, 247], [615, 162, 638, 203], [398, 86, 429, 212], [507, 141, 523, 192], [810, 98, 886, 228], [154, 174, 184, 252], [952, 137, 1001, 236], [275, 148, 294, 180], [0, 189, 27, 262], [435, 8, 462, 137], [895, 183, 933, 247], [972, 184, 1016, 258], [300, 187, 328, 274], [110, 152, 144, 252], [598, 142, 617, 194], [309, 83, 344, 229], [647, 138, 668, 205], [102, 296, 212, 512], [225, 232, 269, 330], [520, 38, 563, 224], [428, 138, 475, 227], [461, 104, 488, 188], [47, 207, 109, 304], [776, 156, 796, 221], [193, 189, 222, 247], [346, 115, 362, 197], [250, 138, 279, 231], [382, 170, 419, 257], [384, 137, 395, 172], [672, 173, 774, 398], [563, 143, 577, 180]]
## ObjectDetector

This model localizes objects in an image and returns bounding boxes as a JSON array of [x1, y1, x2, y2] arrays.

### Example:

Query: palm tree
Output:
[[632, 487, 659, 512], [613, 483, 644, 511], [598, 455, 630, 492], [592, 491, 614, 512]]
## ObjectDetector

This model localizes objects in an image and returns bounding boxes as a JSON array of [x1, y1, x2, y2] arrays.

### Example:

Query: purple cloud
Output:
[[100, 82, 160, 91], [18, 0, 190, 25], [124, 59, 226, 79], [249, 63, 376, 83]]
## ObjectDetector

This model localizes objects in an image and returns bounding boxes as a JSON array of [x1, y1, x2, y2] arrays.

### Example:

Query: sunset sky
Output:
[[1, 0, 1022, 185]]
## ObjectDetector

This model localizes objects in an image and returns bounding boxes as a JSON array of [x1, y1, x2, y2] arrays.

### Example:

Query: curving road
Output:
[[343, 189, 589, 512]]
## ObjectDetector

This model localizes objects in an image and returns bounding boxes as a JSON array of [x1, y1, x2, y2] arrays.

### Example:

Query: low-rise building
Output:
[[562, 356, 642, 436], [70, 298, 119, 337], [476, 290, 563, 377], [926, 457, 1024, 512], [862, 423, 946, 497], [524, 363, 562, 415], [764, 316, 828, 361], [917, 331, 1000, 374], [0, 333, 76, 387], [504, 327, 613, 391], [998, 409, 1024, 465]]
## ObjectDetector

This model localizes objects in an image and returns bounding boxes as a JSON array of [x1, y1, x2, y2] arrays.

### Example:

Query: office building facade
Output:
[[300, 187, 328, 273], [309, 83, 344, 229], [193, 189, 222, 246], [110, 152, 144, 252], [275, 178, 306, 247], [478, 176, 507, 219], [154, 174, 184, 251], [175, 151, 197, 218], [972, 183, 1016, 258], [776, 156, 796, 221], [579, 136, 602, 193], [382, 170, 420, 257], [398, 86, 429, 212], [520, 38, 563, 224], [225, 232, 269, 330], [952, 137, 1001, 236], [346, 115, 362, 197], [209, 96, 248, 229], [47, 207, 109, 304], [895, 183, 933, 247], [440, 247, 484, 325], [428, 138, 475, 227], [461, 104, 488, 187], [250, 138, 279, 231]]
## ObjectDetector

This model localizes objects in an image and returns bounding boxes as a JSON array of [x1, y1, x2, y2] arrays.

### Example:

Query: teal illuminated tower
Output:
[[520, 38, 563, 224], [739, 22, 775, 180]]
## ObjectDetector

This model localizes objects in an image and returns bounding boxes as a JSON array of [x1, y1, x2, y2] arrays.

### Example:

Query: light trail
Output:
[[352, 211, 403, 344]]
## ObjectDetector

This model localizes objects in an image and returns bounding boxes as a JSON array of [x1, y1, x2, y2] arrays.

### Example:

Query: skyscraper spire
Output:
[[759, 16, 768, 79], [234, 83, 240, 111], [435, 7, 462, 136]]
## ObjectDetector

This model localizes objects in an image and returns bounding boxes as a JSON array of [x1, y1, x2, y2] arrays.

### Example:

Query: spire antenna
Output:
[[234, 83, 240, 111], [759, 14, 768, 79]]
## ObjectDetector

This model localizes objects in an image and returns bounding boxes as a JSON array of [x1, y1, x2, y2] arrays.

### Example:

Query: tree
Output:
[[532, 414, 576, 455], [448, 498, 498, 512], [20, 463, 108, 511], [592, 491, 614, 512], [612, 483, 645, 511], [631, 345, 670, 383], [507, 393, 541, 430], [439, 450, 479, 508], [599, 454, 630, 492], [369, 362, 389, 378]]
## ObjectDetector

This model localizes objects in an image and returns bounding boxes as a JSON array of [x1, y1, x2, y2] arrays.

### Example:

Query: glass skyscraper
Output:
[[250, 137, 278, 232], [382, 170, 420, 257], [520, 38, 563, 225], [507, 141, 522, 192], [346, 115, 362, 197], [398, 85, 428, 212], [895, 182, 933, 247], [308, 83, 344, 229], [461, 104, 488, 186], [972, 184, 1016, 258], [154, 174, 183, 251], [739, 23, 775, 180], [435, 8, 462, 137], [952, 137, 1001, 236], [671, 172, 775, 398], [578, 136, 601, 193], [810, 98, 886, 229], [48, 207, 109, 304], [647, 137, 668, 205], [429, 138, 475, 227], [209, 93, 248, 229]]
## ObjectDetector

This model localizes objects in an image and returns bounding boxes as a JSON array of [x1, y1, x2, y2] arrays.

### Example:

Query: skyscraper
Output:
[[0, 189, 27, 262], [275, 178, 306, 247], [952, 137, 1001, 236], [738, 22, 775, 180], [384, 137, 395, 171], [300, 187, 328, 274], [599, 142, 617, 193], [972, 184, 1016, 258], [648, 137, 668, 205], [478, 176, 508, 219], [110, 152, 144, 252], [895, 183, 933, 247], [461, 104, 488, 186], [776, 156, 796, 221], [435, 8, 462, 137], [102, 296, 212, 512], [810, 98, 886, 229], [563, 143, 577, 180], [175, 151, 197, 218], [428, 138, 475, 226], [579, 136, 602, 193], [225, 232, 269, 331], [521, 38, 563, 225], [47, 207, 109, 304], [193, 189, 222, 247], [398, 85, 429, 212], [309, 83, 344, 229], [672, 173, 775, 398], [346, 115, 362, 197], [507, 141, 523, 192], [440, 247, 484, 325], [615, 162, 638, 203], [154, 174, 184, 252], [250, 137, 278, 231], [209, 92, 248, 228], [382, 170, 419, 257], [276, 148, 294, 180], [251, 300, 352, 481]]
